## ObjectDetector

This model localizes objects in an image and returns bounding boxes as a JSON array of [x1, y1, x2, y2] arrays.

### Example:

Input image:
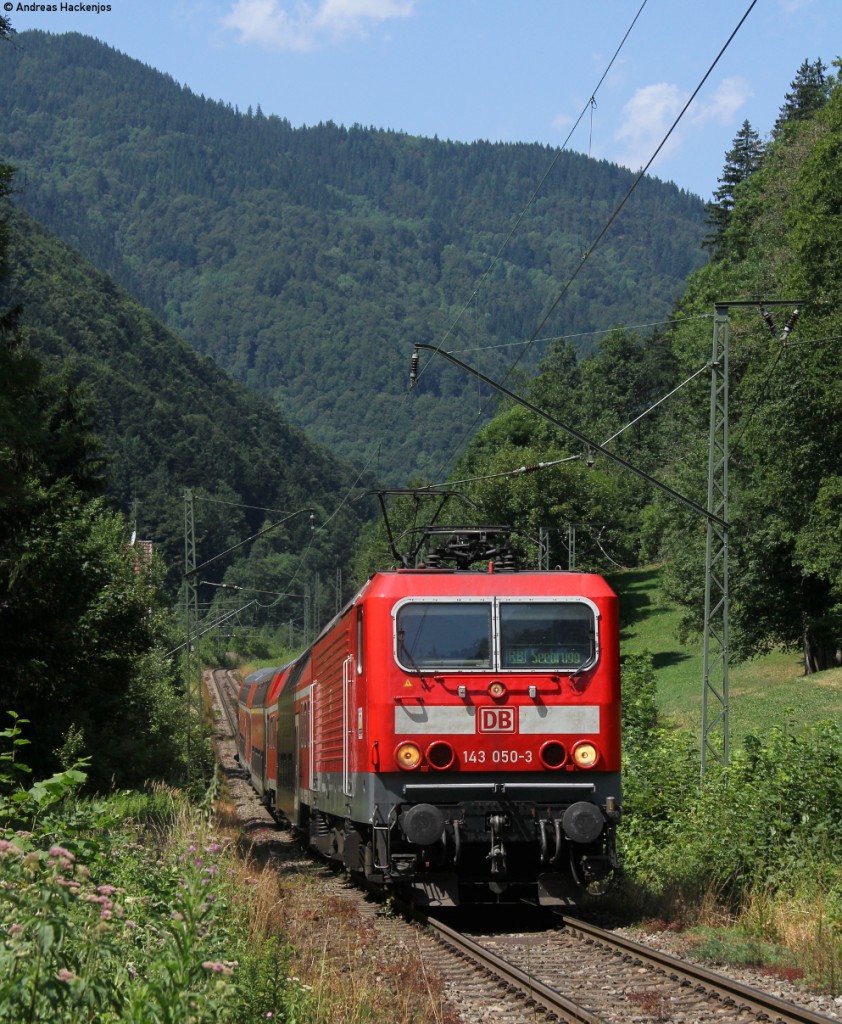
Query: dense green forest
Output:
[[385, 56, 842, 676], [2, 201, 369, 635], [0, 30, 706, 481]]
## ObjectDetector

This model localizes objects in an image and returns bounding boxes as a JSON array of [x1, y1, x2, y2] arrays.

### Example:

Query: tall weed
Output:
[[618, 658, 842, 989]]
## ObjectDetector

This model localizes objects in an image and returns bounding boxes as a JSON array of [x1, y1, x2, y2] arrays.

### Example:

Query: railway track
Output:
[[422, 910, 840, 1024], [206, 668, 840, 1024], [207, 667, 240, 738]]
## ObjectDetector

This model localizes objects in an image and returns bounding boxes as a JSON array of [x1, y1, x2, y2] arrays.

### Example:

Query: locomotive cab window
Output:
[[396, 602, 492, 670], [500, 601, 595, 670], [394, 598, 598, 673]]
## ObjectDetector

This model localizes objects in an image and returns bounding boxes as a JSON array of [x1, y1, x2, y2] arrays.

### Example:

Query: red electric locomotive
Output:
[[237, 527, 621, 906]]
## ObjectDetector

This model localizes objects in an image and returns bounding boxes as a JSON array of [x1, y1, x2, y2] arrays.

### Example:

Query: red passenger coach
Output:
[[238, 528, 621, 906]]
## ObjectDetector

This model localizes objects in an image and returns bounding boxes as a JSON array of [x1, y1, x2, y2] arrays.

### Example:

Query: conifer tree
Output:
[[773, 58, 829, 136], [703, 120, 764, 258]]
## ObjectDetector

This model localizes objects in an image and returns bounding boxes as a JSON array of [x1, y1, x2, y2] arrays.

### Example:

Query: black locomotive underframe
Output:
[[304, 797, 618, 907]]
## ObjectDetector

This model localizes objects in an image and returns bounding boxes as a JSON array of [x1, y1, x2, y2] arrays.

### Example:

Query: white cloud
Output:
[[552, 112, 574, 132], [614, 82, 686, 172], [777, 0, 813, 13], [690, 76, 752, 126], [613, 76, 751, 173], [221, 0, 414, 51]]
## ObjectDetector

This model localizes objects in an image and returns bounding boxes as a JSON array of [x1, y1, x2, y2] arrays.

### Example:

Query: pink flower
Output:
[[202, 961, 235, 975], [57, 968, 79, 982], [48, 846, 75, 863]]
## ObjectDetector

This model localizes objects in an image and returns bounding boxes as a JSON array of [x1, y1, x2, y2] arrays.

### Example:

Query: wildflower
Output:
[[8, 924, 23, 937], [48, 845, 76, 863], [204, 842, 222, 855], [57, 968, 80, 982], [125, 920, 138, 930], [202, 961, 234, 975], [0, 840, 20, 856], [96, 884, 117, 896]]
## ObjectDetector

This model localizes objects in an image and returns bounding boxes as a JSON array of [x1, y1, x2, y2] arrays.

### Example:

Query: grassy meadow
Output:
[[612, 566, 842, 745]]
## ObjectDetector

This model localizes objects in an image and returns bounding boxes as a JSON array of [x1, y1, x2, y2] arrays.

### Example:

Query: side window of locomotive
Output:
[[499, 602, 596, 671], [396, 602, 492, 670], [356, 607, 364, 676]]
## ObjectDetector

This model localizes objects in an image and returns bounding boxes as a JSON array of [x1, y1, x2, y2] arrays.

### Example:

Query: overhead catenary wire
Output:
[[256, 2, 757, 590], [193, 494, 294, 516], [416, 361, 711, 492], [306, 0, 654, 536], [411, 0, 651, 388], [422, 0, 760, 481], [448, 313, 713, 356], [729, 325, 841, 457], [182, 10, 668, 632]]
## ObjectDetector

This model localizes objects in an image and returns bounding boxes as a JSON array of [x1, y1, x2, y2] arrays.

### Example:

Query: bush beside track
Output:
[[617, 653, 842, 994]]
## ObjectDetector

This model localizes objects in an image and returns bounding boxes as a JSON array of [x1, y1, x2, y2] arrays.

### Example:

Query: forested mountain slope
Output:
[[0, 30, 707, 480], [2, 205, 367, 596], [428, 60, 842, 675]]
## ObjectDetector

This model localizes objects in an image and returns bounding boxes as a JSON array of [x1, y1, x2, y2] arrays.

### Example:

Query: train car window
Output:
[[356, 607, 364, 675], [499, 602, 596, 671], [396, 602, 492, 670]]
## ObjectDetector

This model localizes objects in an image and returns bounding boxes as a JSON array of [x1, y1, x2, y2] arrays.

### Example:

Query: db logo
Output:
[[478, 707, 516, 733]]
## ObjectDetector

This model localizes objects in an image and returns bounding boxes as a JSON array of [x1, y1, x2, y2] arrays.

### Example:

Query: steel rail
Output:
[[208, 669, 239, 739], [423, 912, 603, 1024], [561, 915, 838, 1024]]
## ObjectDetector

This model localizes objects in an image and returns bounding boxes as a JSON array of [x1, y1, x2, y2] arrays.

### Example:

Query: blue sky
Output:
[[7, 0, 839, 199]]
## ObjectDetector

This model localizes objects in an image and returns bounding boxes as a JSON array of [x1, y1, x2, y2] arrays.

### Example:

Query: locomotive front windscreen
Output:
[[499, 601, 595, 670], [395, 599, 597, 672], [396, 603, 492, 669]]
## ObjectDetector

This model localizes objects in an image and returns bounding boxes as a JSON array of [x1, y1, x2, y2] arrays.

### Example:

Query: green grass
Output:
[[610, 565, 842, 746]]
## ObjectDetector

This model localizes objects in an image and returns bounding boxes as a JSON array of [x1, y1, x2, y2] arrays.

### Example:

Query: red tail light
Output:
[[539, 740, 567, 770], [426, 740, 455, 770]]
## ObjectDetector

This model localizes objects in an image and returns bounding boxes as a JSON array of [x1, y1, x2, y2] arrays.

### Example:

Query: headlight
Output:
[[571, 741, 599, 768], [395, 741, 422, 770]]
